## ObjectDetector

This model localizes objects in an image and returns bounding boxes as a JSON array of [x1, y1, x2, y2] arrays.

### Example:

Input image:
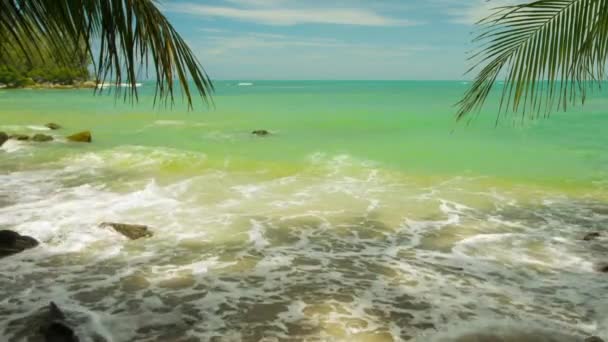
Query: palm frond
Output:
[[0, 0, 213, 108], [457, 0, 608, 122]]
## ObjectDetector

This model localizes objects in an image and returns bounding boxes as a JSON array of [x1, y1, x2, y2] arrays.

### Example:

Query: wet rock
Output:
[[40, 302, 79, 342], [252, 130, 270, 136], [0, 230, 39, 258], [66, 131, 92, 143], [45, 123, 62, 130], [100, 222, 153, 240], [594, 263, 608, 273], [585, 337, 605, 342], [0, 131, 7, 146], [10, 134, 30, 141], [583, 232, 602, 241], [32, 134, 54, 142], [80, 81, 97, 88]]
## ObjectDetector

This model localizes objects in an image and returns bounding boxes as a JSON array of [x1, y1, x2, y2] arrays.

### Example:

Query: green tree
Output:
[[0, 35, 90, 86], [0, 0, 212, 107], [458, 0, 606, 121]]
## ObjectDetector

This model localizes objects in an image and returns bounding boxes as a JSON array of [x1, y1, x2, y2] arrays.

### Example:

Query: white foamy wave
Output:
[[26, 125, 51, 131], [153, 120, 185, 126], [0, 139, 28, 153]]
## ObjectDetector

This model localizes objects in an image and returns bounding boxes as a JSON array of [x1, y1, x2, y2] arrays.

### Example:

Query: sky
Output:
[[161, 0, 515, 80]]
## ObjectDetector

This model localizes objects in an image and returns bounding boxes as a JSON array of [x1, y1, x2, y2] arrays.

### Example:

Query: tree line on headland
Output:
[[0, 36, 90, 88]]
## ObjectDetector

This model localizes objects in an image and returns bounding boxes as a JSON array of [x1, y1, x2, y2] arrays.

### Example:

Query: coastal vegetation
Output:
[[1, 0, 212, 106], [459, 0, 608, 121], [0, 39, 90, 88]]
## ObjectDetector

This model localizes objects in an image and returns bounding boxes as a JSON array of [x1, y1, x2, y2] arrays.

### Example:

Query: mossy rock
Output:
[[32, 134, 53, 142], [100, 222, 153, 240], [45, 123, 62, 130], [66, 131, 92, 143], [0, 230, 39, 258], [0, 131, 7, 146], [10, 134, 30, 141], [252, 130, 270, 136]]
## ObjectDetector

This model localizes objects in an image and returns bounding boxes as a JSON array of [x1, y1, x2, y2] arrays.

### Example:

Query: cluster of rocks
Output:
[[0, 122, 92, 148], [1, 223, 153, 259], [1, 222, 153, 340]]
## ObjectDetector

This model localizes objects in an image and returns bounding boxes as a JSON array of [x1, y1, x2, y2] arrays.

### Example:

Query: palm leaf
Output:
[[458, 0, 608, 122], [0, 0, 213, 108]]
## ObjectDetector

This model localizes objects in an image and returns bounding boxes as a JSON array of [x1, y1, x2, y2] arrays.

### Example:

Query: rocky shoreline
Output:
[[0, 81, 97, 90], [0, 122, 92, 147]]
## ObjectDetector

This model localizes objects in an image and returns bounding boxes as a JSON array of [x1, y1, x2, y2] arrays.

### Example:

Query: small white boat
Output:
[[238, 82, 253, 86]]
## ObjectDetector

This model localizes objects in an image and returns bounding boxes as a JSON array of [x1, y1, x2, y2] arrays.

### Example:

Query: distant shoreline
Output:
[[0, 80, 98, 90]]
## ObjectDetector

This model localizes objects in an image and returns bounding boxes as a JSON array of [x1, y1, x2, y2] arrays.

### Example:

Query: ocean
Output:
[[0, 81, 606, 341]]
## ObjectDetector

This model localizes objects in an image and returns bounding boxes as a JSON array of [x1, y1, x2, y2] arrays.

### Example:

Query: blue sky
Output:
[[162, 0, 515, 80]]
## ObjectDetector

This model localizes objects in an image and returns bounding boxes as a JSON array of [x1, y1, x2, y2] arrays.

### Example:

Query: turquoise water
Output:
[[0, 81, 607, 341]]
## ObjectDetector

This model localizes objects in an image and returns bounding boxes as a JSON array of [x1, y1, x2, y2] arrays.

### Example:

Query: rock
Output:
[[10, 134, 30, 141], [252, 130, 270, 136], [45, 123, 62, 130], [100, 222, 153, 240], [80, 81, 97, 88], [66, 131, 92, 143], [583, 232, 602, 241], [0, 131, 7, 146], [594, 263, 608, 273], [585, 337, 605, 342], [32, 134, 54, 142], [40, 302, 79, 342], [0, 230, 39, 258]]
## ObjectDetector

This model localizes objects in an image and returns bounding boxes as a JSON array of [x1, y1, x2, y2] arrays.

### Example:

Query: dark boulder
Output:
[[252, 130, 270, 136], [594, 263, 608, 273], [100, 222, 153, 240], [585, 337, 605, 342], [66, 131, 92, 143], [583, 232, 602, 241], [0, 131, 7, 146], [40, 302, 79, 342], [10, 134, 30, 141], [0, 230, 39, 258], [45, 123, 62, 130], [32, 134, 54, 142]]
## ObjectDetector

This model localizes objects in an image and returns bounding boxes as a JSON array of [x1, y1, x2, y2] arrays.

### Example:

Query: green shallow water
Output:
[[0, 81, 607, 341], [1, 81, 607, 189]]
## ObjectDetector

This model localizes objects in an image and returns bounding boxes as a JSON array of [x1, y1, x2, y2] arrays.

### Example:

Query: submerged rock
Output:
[[66, 131, 92, 143], [45, 123, 62, 130], [594, 262, 608, 273], [100, 222, 153, 240], [0, 230, 39, 258], [583, 232, 602, 241], [0, 131, 7, 146], [40, 302, 79, 342], [10, 134, 30, 141], [32, 134, 54, 142], [252, 130, 270, 136], [585, 337, 605, 342]]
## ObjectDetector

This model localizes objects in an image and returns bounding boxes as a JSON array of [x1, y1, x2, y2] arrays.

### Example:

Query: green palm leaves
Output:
[[0, 0, 213, 107], [458, 0, 608, 121]]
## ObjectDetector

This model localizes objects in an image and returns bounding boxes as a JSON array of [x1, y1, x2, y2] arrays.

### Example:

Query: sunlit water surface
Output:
[[0, 81, 607, 341]]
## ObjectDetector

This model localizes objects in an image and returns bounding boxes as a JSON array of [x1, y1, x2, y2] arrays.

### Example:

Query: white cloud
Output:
[[166, 2, 417, 27], [439, 0, 523, 25], [198, 30, 430, 56]]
